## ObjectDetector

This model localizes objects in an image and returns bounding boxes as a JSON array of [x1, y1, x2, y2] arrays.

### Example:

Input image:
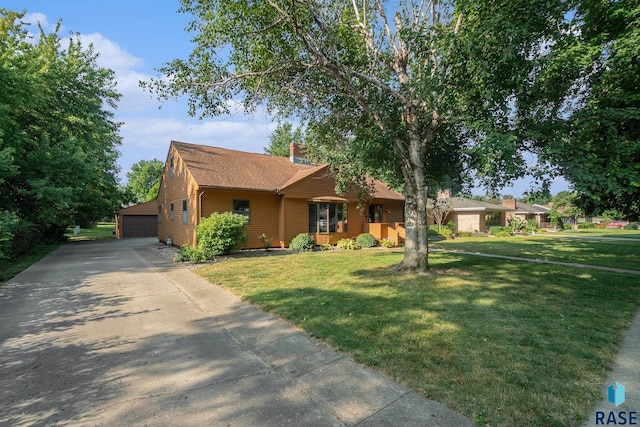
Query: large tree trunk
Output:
[[396, 127, 431, 273]]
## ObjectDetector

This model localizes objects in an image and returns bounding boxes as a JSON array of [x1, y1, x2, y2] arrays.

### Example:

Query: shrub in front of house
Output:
[[197, 212, 248, 257], [489, 226, 504, 236], [337, 238, 359, 250], [626, 222, 639, 230], [380, 237, 395, 248], [578, 222, 597, 229], [175, 245, 207, 263], [290, 233, 316, 252], [356, 233, 377, 248], [525, 220, 539, 233]]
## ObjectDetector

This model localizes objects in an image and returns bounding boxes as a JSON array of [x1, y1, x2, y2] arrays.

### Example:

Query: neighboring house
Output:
[[156, 141, 405, 249], [115, 200, 159, 238], [501, 199, 551, 226], [428, 190, 513, 233]]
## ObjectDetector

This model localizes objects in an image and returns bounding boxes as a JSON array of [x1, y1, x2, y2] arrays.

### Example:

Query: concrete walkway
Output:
[[0, 238, 473, 426]]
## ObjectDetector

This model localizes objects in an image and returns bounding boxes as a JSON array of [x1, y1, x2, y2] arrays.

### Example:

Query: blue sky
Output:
[[5, 1, 568, 198]]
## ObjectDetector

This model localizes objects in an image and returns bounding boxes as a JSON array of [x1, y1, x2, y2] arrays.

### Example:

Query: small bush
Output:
[[626, 222, 639, 230], [380, 237, 395, 248], [495, 231, 511, 237], [578, 222, 597, 229], [509, 216, 526, 231], [356, 233, 377, 248], [525, 220, 539, 233], [489, 226, 504, 236], [197, 212, 248, 257], [176, 245, 207, 263], [258, 233, 271, 251], [446, 220, 456, 231], [438, 229, 453, 239], [290, 233, 315, 252], [337, 238, 359, 250]]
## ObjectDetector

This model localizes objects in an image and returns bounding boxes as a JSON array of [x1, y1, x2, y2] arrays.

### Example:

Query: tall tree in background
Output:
[[0, 10, 122, 257], [146, 1, 577, 272], [544, 0, 640, 220], [125, 159, 164, 203], [264, 123, 304, 157]]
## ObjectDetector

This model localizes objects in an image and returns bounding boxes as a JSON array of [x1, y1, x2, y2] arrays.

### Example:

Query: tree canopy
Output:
[[0, 9, 122, 259], [542, 0, 640, 220], [124, 159, 164, 203], [264, 122, 304, 157], [146, 1, 584, 272]]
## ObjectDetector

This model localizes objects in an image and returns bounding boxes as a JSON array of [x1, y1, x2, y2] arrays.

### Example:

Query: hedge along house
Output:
[[156, 141, 405, 249]]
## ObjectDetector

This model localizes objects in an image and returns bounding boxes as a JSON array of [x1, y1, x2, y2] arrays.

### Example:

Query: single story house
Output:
[[428, 190, 513, 233], [115, 200, 159, 238], [157, 141, 405, 249], [501, 199, 551, 226]]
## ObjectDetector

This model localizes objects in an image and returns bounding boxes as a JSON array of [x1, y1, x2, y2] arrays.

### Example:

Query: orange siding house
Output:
[[157, 141, 405, 249]]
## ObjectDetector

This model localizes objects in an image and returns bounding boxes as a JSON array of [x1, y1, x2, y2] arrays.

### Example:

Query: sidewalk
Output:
[[581, 309, 640, 426]]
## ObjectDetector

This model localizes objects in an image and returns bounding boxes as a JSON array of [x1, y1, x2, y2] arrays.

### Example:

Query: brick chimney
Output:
[[437, 189, 451, 199], [502, 198, 517, 210], [289, 142, 310, 165]]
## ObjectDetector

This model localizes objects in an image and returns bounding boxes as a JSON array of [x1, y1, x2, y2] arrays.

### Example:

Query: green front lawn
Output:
[[195, 244, 640, 426], [64, 222, 116, 241], [433, 234, 640, 271]]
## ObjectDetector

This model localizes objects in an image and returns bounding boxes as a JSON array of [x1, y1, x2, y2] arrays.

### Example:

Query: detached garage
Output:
[[115, 200, 158, 238]]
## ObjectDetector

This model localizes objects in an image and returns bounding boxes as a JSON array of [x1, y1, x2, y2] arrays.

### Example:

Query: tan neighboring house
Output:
[[501, 199, 551, 226], [428, 190, 513, 233], [115, 200, 159, 238], [156, 141, 405, 249]]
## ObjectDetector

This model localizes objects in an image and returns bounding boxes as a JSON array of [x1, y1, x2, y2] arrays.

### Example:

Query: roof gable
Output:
[[171, 141, 405, 201], [172, 141, 314, 191]]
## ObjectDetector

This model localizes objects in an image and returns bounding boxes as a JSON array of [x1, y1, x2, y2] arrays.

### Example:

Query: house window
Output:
[[169, 157, 175, 178], [485, 211, 501, 227], [170, 203, 174, 221], [182, 200, 188, 224], [308, 203, 348, 233], [368, 204, 383, 223], [158, 205, 162, 224], [233, 200, 250, 222]]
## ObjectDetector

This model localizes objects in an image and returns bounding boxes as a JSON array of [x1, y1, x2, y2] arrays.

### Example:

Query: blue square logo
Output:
[[607, 381, 625, 407]]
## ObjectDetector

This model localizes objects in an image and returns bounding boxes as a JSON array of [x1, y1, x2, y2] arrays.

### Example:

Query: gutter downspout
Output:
[[197, 190, 205, 245]]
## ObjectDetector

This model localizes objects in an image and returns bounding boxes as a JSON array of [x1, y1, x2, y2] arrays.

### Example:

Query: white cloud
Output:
[[78, 32, 143, 73], [22, 12, 59, 32], [116, 116, 278, 180]]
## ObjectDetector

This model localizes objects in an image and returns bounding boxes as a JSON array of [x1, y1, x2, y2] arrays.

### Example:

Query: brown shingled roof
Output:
[[172, 140, 405, 200], [173, 141, 313, 191]]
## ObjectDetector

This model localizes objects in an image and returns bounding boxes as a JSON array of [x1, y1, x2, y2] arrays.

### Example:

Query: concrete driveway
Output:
[[0, 238, 472, 426]]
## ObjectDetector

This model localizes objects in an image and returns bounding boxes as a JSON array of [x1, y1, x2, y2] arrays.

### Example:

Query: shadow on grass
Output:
[[224, 251, 640, 426]]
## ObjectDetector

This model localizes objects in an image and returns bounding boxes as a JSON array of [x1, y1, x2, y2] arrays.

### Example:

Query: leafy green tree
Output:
[[0, 9, 122, 247], [543, 0, 640, 220], [264, 123, 303, 157], [521, 188, 552, 206], [125, 159, 164, 203], [145, 1, 578, 272], [551, 191, 584, 227]]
